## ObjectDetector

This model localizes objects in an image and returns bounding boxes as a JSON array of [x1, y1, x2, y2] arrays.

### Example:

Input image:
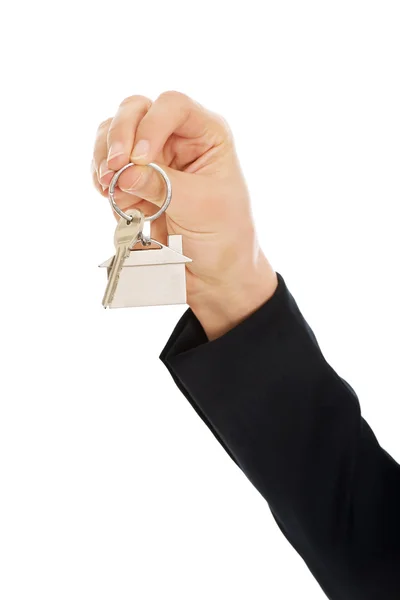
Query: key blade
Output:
[[102, 247, 124, 308], [102, 209, 144, 308]]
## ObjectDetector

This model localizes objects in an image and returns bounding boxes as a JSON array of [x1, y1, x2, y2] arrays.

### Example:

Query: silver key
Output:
[[102, 208, 144, 308]]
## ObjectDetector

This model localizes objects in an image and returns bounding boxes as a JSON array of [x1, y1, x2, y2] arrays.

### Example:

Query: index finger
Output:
[[106, 94, 152, 171], [130, 90, 230, 165]]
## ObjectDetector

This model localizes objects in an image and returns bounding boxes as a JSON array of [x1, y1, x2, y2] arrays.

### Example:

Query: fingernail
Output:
[[107, 142, 125, 161], [99, 159, 113, 181], [131, 139, 150, 160]]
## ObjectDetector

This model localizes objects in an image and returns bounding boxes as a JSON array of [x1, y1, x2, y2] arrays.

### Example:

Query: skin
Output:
[[91, 91, 278, 341]]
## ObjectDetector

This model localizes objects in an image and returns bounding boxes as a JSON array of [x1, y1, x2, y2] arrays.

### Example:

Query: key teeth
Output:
[[102, 217, 143, 310]]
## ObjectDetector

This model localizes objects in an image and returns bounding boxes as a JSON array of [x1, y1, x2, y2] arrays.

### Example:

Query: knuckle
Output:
[[97, 117, 112, 132], [208, 110, 233, 141], [119, 94, 152, 109], [213, 111, 231, 132], [158, 90, 189, 103]]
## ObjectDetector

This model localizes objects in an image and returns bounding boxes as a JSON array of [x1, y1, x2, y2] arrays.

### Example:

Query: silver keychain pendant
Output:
[[99, 162, 192, 309]]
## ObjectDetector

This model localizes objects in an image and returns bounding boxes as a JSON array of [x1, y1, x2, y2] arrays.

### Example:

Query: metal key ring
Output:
[[108, 162, 172, 223]]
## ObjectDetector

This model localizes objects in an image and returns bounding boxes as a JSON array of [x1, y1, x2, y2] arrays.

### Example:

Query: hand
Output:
[[92, 92, 278, 340]]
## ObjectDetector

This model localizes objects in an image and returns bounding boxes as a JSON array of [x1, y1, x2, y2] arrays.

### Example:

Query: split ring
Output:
[[108, 162, 172, 223]]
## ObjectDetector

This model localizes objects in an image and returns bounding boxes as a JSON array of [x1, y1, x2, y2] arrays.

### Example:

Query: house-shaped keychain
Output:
[[99, 234, 192, 308]]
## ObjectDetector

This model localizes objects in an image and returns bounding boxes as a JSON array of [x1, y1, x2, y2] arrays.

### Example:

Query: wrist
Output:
[[188, 250, 278, 341]]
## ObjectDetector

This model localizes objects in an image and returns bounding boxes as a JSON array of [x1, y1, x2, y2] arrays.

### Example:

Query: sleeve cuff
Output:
[[158, 270, 353, 480], [159, 271, 289, 363]]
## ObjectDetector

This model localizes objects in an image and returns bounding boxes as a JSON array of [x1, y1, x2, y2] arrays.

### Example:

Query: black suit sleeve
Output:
[[159, 272, 400, 600]]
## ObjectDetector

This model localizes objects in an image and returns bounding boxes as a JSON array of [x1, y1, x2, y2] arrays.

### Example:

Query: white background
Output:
[[1, 1, 399, 598]]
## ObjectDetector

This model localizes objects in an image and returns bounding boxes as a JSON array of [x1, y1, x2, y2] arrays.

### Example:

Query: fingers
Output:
[[93, 118, 113, 188], [107, 95, 152, 171], [116, 164, 165, 207], [91, 157, 145, 212], [92, 91, 228, 222], [130, 90, 229, 165], [93, 91, 228, 190], [92, 96, 152, 191], [115, 162, 208, 225], [111, 190, 160, 219], [91, 159, 106, 195]]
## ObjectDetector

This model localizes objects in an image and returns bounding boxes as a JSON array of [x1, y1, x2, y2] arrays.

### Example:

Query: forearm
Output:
[[160, 272, 400, 599]]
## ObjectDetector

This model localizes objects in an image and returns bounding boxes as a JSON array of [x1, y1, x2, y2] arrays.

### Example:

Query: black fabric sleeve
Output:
[[159, 272, 400, 600]]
